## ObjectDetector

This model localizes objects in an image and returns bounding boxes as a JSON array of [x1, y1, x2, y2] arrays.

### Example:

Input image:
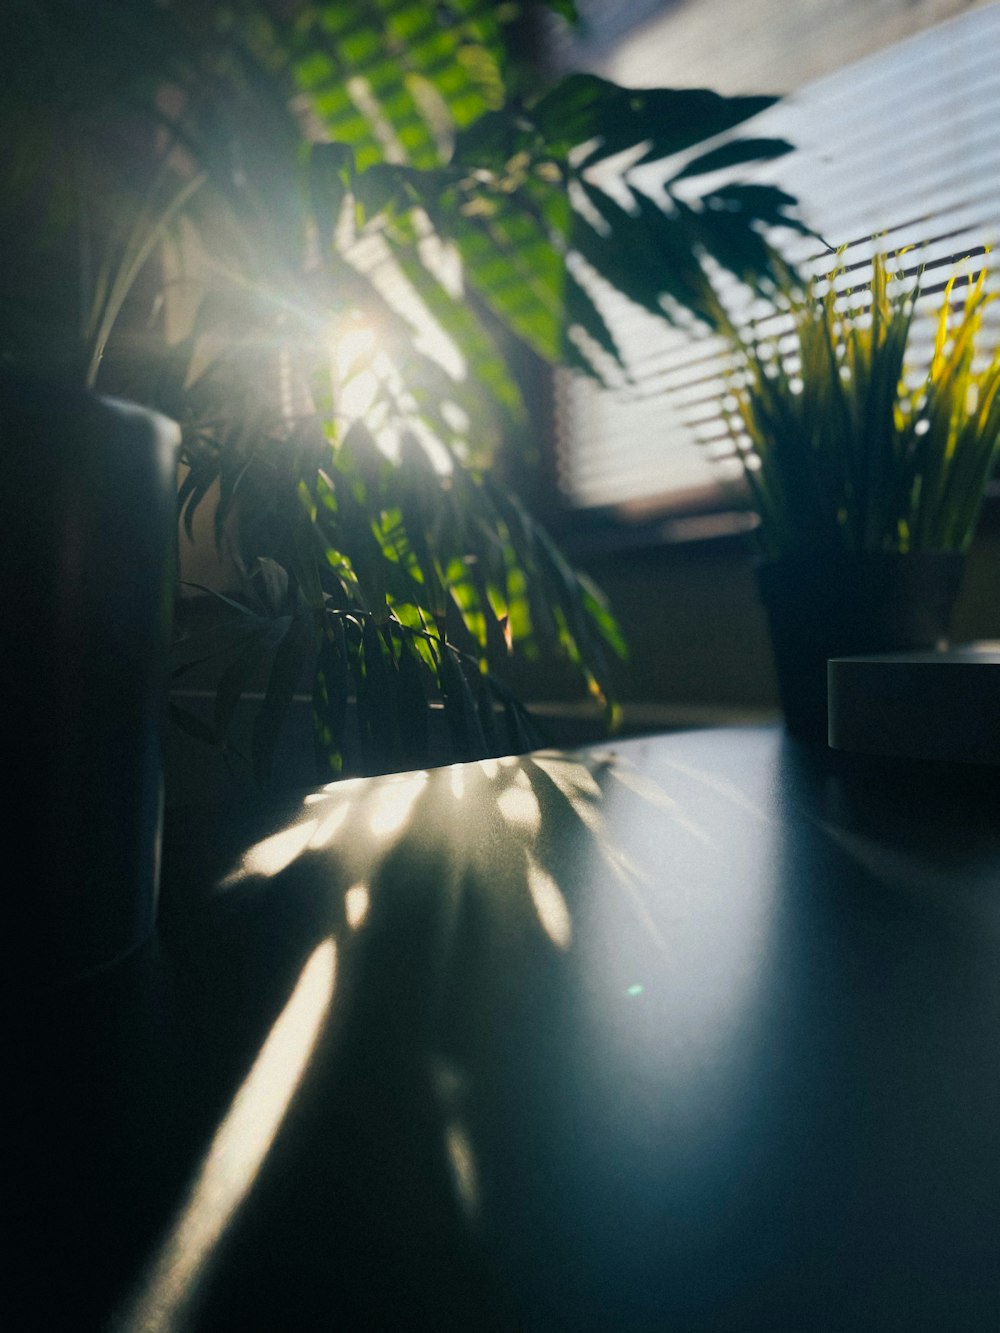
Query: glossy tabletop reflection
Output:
[[20, 727, 1000, 1332]]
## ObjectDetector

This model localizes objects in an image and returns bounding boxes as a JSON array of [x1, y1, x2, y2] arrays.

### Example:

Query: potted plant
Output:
[[152, 3, 807, 789], [0, 2, 199, 986], [2, 2, 807, 941], [1, 371, 178, 991], [719, 249, 1000, 742]]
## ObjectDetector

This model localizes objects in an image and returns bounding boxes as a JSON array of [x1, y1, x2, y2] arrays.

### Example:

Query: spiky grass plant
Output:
[[722, 250, 1000, 559]]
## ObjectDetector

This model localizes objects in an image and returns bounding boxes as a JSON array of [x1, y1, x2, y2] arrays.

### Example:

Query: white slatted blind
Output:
[[555, 3, 1000, 517]]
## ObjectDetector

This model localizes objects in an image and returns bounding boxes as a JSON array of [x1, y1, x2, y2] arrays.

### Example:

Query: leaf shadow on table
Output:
[[126, 752, 685, 1332], [137, 737, 945, 1332], [145, 729, 797, 1332]]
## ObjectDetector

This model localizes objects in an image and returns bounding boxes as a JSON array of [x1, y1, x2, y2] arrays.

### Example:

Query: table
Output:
[[20, 727, 1000, 1331]]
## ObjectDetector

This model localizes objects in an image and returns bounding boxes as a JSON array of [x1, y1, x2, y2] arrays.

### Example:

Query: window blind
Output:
[[554, 4, 1000, 518]]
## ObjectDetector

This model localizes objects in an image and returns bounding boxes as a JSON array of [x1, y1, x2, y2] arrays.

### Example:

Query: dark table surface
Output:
[[19, 726, 1000, 1331]]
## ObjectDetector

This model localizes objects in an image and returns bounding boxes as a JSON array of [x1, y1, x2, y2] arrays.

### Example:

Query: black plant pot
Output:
[[1, 367, 179, 991], [755, 550, 965, 745]]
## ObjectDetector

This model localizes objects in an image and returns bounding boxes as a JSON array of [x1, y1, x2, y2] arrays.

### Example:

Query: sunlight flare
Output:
[[525, 852, 572, 951], [344, 882, 371, 929], [338, 368, 379, 419], [332, 321, 377, 380], [223, 818, 321, 885], [496, 784, 542, 836], [116, 940, 337, 1332], [445, 1122, 479, 1217], [369, 770, 428, 838], [309, 800, 352, 850]]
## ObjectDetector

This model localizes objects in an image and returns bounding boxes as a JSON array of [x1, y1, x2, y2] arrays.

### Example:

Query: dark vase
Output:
[[1, 367, 179, 991], [755, 550, 965, 744]]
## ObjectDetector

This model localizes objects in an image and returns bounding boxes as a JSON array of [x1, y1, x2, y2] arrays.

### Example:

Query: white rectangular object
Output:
[[827, 644, 1000, 763]]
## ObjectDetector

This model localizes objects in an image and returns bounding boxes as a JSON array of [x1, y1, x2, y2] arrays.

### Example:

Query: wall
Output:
[[600, 0, 994, 93]]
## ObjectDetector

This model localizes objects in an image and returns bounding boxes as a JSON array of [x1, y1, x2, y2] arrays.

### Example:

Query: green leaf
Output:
[[545, 0, 580, 23], [502, 694, 541, 755], [352, 161, 410, 223], [439, 643, 488, 761], [170, 611, 267, 675], [356, 615, 399, 772], [252, 614, 313, 785], [394, 629, 432, 769], [213, 617, 289, 742], [476, 674, 501, 756], [168, 701, 220, 747], [312, 618, 351, 778], [310, 141, 355, 253], [176, 463, 218, 543], [386, 235, 526, 423], [252, 557, 291, 615], [385, 170, 566, 362]]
